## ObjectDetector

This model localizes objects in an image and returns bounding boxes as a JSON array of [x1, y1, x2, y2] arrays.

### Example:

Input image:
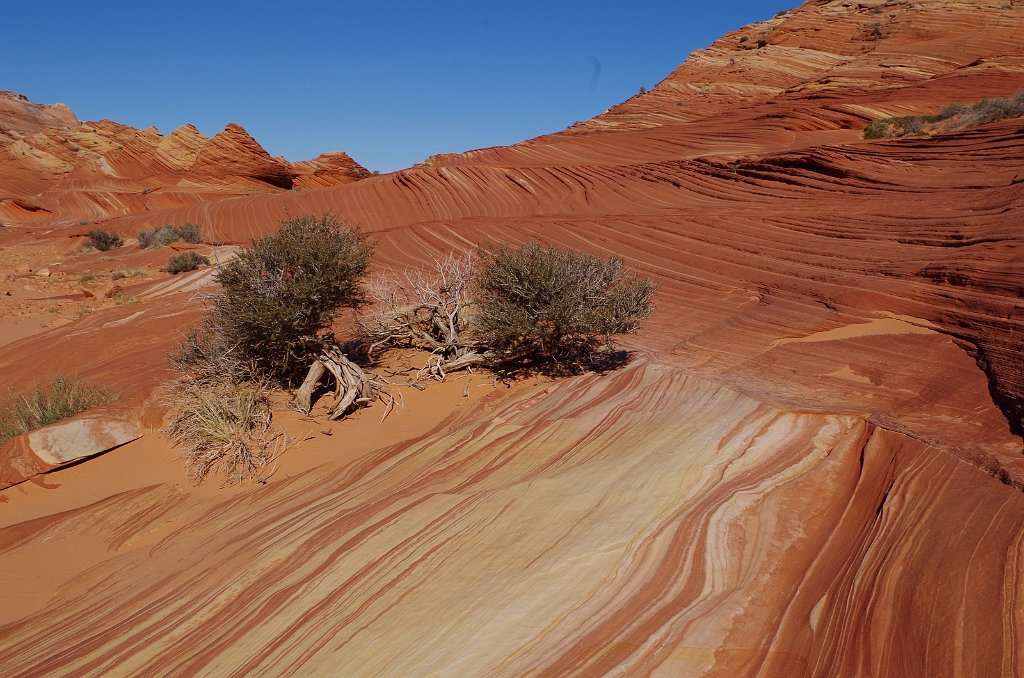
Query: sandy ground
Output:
[[0, 360, 541, 623]]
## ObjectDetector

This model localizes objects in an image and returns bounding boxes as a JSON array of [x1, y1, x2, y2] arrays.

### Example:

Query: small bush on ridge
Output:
[[138, 223, 203, 249], [165, 251, 210, 274], [88, 230, 124, 251], [0, 375, 115, 447], [864, 89, 1024, 139]]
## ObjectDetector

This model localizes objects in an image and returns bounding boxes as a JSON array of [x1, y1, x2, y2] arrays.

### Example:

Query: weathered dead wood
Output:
[[359, 254, 477, 375], [419, 349, 489, 381], [294, 346, 386, 420]]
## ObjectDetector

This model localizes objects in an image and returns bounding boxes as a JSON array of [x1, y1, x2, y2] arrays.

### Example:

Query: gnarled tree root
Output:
[[294, 346, 378, 420]]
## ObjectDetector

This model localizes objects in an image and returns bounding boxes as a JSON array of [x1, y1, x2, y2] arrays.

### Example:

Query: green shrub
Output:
[[865, 89, 1024, 139], [473, 241, 656, 373], [87, 230, 124, 251], [137, 223, 203, 249], [863, 115, 939, 139], [165, 251, 210, 274], [0, 375, 115, 447], [195, 214, 373, 384]]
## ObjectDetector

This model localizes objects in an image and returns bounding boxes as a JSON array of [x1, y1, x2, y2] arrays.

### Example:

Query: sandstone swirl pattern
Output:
[[2, 362, 1021, 676], [1, 0, 1024, 675]]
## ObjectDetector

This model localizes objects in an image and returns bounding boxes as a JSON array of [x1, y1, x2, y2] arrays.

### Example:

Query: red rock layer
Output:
[[0, 94, 368, 227], [1, 363, 1022, 675], [1, 0, 1023, 674]]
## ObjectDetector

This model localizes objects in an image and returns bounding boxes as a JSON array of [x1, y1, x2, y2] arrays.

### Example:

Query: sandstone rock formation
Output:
[[1, 0, 1023, 675], [0, 416, 143, 490], [0, 93, 369, 228]]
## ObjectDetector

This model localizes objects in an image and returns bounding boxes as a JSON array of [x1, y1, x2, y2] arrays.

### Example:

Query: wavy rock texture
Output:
[[0, 94, 368, 227], [1, 364, 1021, 676], [1, 0, 1023, 675]]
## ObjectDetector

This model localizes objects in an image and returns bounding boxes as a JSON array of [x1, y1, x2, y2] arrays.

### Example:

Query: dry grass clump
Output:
[[111, 267, 148, 280], [163, 380, 275, 485], [0, 375, 114, 447], [864, 89, 1024, 139]]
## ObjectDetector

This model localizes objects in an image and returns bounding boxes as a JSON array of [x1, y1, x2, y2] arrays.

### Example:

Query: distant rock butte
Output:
[[0, 92, 369, 226], [1, 0, 1023, 675]]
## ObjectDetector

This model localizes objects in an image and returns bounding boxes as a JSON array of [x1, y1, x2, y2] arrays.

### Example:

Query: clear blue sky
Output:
[[5, 1, 793, 172]]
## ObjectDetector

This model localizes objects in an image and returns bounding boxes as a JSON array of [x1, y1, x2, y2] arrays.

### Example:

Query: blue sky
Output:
[[5, 1, 792, 172]]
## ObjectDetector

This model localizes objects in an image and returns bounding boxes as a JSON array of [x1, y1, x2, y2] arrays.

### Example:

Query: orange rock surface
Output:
[[0, 93, 369, 228], [2, 0, 1023, 674]]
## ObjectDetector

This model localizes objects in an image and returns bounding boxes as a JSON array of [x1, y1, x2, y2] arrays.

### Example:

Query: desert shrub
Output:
[[865, 89, 1024, 139], [137, 223, 203, 249], [359, 253, 474, 361], [195, 214, 373, 384], [952, 91, 1024, 127], [88, 230, 124, 251], [0, 375, 114, 447], [473, 241, 656, 373], [165, 251, 210, 274], [939, 102, 968, 119], [863, 115, 939, 139], [163, 380, 273, 485]]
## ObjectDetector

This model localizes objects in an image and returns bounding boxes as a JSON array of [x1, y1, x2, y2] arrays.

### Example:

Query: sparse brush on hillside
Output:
[[863, 89, 1024, 139], [359, 241, 657, 379], [87, 230, 124, 251], [137, 223, 203, 248], [166, 215, 655, 483], [165, 251, 209, 274], [0, 375, 115, 447], [165, 213, 375, 482]]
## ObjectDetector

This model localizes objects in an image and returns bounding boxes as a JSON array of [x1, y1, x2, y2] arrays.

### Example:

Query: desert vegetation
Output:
[[0, 375, 114, 447], [163, 380, 277, 485], [165, 251, 210, 274], [360, 243, 656, 379], [87, 229, 124, 251], [165, 214, 655, 483], [137, 223, 203, 248], [864, 89, 1024, 138], [165, 214, 374, 483]]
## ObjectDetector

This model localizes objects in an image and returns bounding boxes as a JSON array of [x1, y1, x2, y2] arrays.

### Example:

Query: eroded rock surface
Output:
[[0, 94, 368, 227], [0, 0, 1022, 675], [0, 416, 142, 490]]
